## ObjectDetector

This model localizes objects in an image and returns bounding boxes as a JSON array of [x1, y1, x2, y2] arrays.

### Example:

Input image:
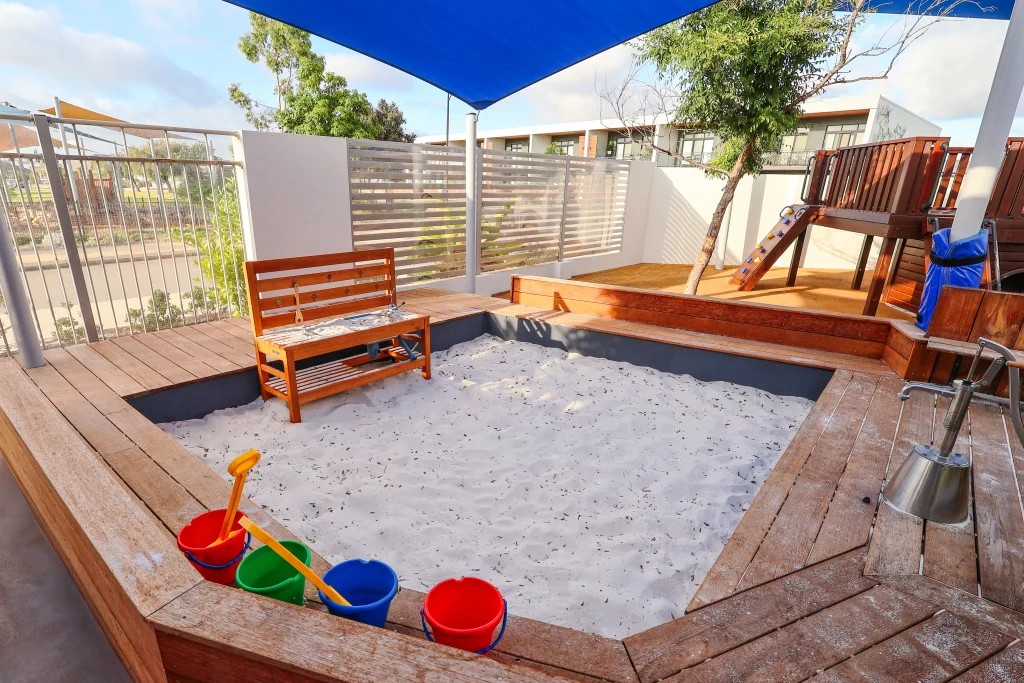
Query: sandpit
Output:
[[162, 335, 812, 638]]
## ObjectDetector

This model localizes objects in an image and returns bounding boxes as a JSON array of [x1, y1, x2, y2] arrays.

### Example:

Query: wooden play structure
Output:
[[732, 136, 1024, 316], [244, 248, 430, 423]]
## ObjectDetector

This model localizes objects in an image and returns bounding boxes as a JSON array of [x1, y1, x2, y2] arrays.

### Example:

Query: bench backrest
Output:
[[244, 248, 397, 337]]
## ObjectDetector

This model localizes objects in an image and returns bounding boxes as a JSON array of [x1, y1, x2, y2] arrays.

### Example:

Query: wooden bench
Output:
[[244, 248, 431, 423]]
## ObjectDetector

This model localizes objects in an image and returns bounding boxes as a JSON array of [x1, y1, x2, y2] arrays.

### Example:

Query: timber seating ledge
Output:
[[0, 358, 631, 683], [512, 275, 925, 374]]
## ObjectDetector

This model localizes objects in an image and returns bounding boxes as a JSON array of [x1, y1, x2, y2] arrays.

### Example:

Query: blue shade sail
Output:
[[224, 0, 1014, 109]]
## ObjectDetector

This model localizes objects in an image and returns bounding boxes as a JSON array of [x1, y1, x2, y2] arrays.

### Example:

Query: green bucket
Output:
[[235, 540, 311, 605]]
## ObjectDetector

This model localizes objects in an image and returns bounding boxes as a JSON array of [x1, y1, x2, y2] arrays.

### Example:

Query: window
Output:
[[551, 139, 575, 155], [823, 123, 866, 150], [674, 131, 716, 164], [607, 135, 634, 159], [505, 140, 527, 152], [779, 128, 810, 154]]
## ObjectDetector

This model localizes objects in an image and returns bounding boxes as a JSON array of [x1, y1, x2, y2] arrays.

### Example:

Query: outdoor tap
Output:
[[897, 382, 955, 402]]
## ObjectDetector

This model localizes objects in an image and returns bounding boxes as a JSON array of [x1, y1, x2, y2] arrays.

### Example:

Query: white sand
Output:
[[162, 335, 812, 638]]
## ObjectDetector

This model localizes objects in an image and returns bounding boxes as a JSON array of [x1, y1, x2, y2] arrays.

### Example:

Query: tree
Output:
[[229, 13, 416, 142], [545, 141, 565, 155], [601, 0, 954, 295]]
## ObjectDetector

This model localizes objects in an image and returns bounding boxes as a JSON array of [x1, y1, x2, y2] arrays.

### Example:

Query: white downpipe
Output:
[[465, 113, 479, 292], [950, 3, 1024, 241]]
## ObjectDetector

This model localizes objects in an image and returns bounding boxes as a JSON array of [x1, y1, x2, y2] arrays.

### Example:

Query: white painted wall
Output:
[[867, 96, 942, 142], [236, 129, 353, 261], [639, 166, 884, 271]]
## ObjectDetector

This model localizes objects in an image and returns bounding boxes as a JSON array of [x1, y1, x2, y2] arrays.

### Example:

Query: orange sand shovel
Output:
[[211, 449, 261, 546], [238, 517, 352, 606]]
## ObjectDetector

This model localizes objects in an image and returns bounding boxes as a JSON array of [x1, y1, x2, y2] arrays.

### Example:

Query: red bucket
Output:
[[176, 509, 250, 584], [421, 577, 507, 654]]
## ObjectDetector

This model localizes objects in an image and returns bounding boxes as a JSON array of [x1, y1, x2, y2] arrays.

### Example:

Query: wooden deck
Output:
[[2, 285, 1024, 682]]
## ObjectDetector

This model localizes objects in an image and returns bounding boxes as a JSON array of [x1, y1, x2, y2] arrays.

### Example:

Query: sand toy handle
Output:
[[237, 517, 352, 607], [217, 450, 261, 543]]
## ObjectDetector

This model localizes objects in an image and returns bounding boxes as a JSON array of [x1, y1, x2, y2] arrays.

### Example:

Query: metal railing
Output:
[[0, 113, 246, 357]]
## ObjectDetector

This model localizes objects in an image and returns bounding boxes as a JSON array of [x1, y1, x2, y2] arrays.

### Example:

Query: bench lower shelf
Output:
[[264, 351, 425, 406]]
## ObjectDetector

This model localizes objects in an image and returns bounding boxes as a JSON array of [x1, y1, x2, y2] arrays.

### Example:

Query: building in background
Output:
[[417, 94, 939, 170]]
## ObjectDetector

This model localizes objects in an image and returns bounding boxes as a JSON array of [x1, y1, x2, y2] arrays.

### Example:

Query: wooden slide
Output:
[[729, 204, 814, 291]]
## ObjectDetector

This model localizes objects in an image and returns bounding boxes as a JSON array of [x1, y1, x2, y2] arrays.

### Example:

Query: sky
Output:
[[1, 0, 1022, 146]]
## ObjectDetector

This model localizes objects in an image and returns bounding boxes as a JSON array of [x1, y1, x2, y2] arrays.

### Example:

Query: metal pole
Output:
[[33, 114, 99, 342], [0, 211, 44, 367], [445, 94, 451, 146], [558, 154, 571, 261], [464, 112, 479, 292], [950, 2, 1024, 240]]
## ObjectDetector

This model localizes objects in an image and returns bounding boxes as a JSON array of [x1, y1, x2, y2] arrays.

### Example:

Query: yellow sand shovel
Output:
[[213, 449, 262, 545], [238, 517, 352, 606]]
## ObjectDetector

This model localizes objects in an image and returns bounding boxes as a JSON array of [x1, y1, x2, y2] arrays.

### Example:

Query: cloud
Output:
[[130, 0, 199, 32], [828, 17, 1017, 125], [0, 2, 219, 107], [324, 50, 418, 93], [522, 44, 636, 122]]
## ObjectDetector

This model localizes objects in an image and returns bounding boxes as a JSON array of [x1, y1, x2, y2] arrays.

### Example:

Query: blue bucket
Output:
[[318, 559, 400, 628]]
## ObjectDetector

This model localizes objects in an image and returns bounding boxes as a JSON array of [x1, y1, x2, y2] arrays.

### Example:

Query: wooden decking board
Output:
[[132, 331, 220, 380], [971, 405, 1024, 612], [187, 322, 254, 356], [110, 335, 198, 386], [806, 374, 905, 565], [864, 390, 935, 576], [922, 401, 978, 594], [387, 588, 638, 683], [65, 343, 148, 397], [738, 373, 879, 589], [624, 549, 876, 683], [44, 347, 127, 415], [152, 328, 242, 375], [812, 610, 1012, 682], [26, 364, 136, 456], [169, 325, 254, 369], [952, 641, 1024, 681], [669, 585, 937, 683], [877, 575, 1024, 640], [102, 446, 207, 537], [209, 317, 253, 342], [90, 339, 174, 393], [687, 370, 853, 611]]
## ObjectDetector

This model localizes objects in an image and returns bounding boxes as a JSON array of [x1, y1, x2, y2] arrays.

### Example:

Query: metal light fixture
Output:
[[884, 338, 1024, 524]]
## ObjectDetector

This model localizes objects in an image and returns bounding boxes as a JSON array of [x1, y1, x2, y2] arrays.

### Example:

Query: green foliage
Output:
[[638, 0, 847, 175], [180, 177, 249, 317], [544, 141, 565, 155], [126, 289, 183, 333], [229, 12, 415, 142], [56, 314, 85, 346]]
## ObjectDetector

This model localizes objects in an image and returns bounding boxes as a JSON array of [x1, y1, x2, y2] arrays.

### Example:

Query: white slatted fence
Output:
[[348, 140, 467, 286]]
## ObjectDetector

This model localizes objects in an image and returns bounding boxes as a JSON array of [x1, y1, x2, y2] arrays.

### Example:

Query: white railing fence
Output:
[[0, 113, 245, 357], [348, 140, 467, 286], [352, 143, 630, 284]]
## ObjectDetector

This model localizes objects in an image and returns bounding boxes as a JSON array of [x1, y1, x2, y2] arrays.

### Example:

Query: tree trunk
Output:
[[683, 141, 752, 296]]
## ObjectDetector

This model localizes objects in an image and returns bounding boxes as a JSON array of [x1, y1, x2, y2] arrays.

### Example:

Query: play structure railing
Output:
[[804, 137, 947, 218]]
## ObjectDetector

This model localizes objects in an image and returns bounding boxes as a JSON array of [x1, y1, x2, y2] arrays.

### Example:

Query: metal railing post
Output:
[[0, 211, 44, 367], [33, 114, 99, 342], [558, 154, 571, 261]]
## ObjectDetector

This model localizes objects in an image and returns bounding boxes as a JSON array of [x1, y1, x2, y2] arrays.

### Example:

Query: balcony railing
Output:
[[762, 149, 818, 168]]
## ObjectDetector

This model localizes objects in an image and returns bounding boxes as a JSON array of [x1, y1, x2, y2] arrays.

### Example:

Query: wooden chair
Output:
[[244, 248, 430, 423]]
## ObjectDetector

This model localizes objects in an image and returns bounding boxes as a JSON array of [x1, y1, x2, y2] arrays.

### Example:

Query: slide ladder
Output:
[[729, 204, 813, 291]]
